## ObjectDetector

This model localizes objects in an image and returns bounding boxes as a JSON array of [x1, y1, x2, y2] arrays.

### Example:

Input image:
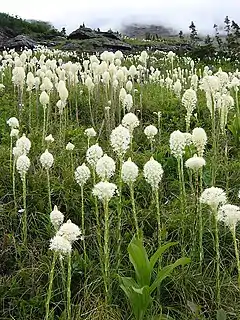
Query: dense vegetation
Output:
[[0, 45, 240, 320], [0, 12, 61, 37]]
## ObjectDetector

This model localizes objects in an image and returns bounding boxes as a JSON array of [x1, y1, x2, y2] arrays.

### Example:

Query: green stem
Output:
[[22, 175, 27, 246], [47, 170, 52, 213], [155, 189, 161, 248], [42, 107, 46, 146], [67, 253, 72, 320], [81, 186, 87, 275], [116, 157, 123, 271], [177, 157, 186, 255], [88, 92, 95, 127], [45, 252, 57, 320], [93, 170, 103, 267], [213, 208, 220, 307], [199, 169, 204, 265], [130, 184, 139, 237], [13, 158, 17, 213], [103, 199, 110, 304], [211, 99, 217, 186], [232, 227, 240, 288], [10, 136, 13, 175]]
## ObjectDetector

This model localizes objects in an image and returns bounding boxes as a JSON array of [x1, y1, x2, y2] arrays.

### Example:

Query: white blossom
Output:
[[50, 205, 64, 230], [86, 143, 103, 167], [200, 187, 227, 211], [96, 154, 116, 180], [121, 158, 138, 185], [185, 154, 206, 171], [40, 149, 54, 170], [143, 157, 163, 190], [57, 219, 82, 243], [75, 163, 91, 186], [92, 181, 118, 202]]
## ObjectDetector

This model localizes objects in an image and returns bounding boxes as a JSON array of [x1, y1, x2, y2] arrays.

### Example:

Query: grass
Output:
[[0, 48, 240, 320]]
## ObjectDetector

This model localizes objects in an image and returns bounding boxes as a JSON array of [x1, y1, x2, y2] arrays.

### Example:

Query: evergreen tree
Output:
[[179, 30, 184, 39], [61, 27, 66, 36], [189, 21, 198, 43], [224, 16, 231, 36], [213, 24, 223, 51]]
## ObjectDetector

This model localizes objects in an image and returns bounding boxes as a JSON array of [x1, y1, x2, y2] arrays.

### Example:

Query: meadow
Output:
[[0, 47, 240, 320]]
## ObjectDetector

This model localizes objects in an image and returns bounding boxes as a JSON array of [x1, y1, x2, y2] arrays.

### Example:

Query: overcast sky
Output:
[[1, 0, 239, 34]]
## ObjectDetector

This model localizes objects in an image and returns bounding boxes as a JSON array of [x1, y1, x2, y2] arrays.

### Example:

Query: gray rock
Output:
[[2, 35, 36, 50]]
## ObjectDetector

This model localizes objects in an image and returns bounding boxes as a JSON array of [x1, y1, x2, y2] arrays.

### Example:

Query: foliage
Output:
[[119, 237, 190, 320], [0, 12, 60, 37]]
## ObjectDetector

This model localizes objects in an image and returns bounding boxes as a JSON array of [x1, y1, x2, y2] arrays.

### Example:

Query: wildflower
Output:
[[16, 154, 30, 180], [75, 163, 91, 186], [96, 154, 116, 180], [84, 127, 96, 138], [218, 204, 240, 230], [200, 187, 227, 211], [170, 130, 186, 158], [121, 113, 139, 136], [86, 143, 103, 167], [57, 219, 82, 243], [49, 235, 72, 254], [16, 134, 31, 154], [45, 134, 54, 143], [40, 149, 54, 170], [66, 142, 75, 151], [143, 157, 163, 190], [124, 94, 133, 112], [185, 154, 206, 171], [182, 88, 197, 131], [126, 80, 133, 92], [92, 181, 118, 202], [192, 127, 207, 157], [7, 117, 19, 128], [39, 91, 49, 106], [144, 125, 158, 141], [121, 158, 138, 185], [10, 128, 19, 138], [50, 205, 64, 230], [110, 125, 130, 157]]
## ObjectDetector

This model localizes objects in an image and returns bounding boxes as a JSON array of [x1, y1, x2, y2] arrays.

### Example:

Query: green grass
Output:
[[0, 50, 240, 320]]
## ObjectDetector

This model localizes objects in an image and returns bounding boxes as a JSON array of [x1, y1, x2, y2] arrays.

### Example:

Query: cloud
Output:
[[1, 0, 240, 34]]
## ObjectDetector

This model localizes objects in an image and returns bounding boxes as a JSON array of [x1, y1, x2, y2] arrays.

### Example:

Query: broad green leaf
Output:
[[128, 236, 151, 287], [120, 278, 151, 320], [217, 309, 226, 320], [149, 242, 178, 270], [120, 277, 139, 301], [150, 257, 190, 293]]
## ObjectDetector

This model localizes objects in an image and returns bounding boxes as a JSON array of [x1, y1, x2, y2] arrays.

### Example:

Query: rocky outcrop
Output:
[[4, 35, 36, 50], [0, 32, 36, 50], [66, 26, 129, 51], [68, 26, 122, 41]]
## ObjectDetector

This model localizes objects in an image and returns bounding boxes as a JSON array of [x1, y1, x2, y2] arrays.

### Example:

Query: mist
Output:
[[1, 0, 240, 34]]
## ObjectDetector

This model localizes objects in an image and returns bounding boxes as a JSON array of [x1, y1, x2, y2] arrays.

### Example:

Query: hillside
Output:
[[121, 23, 176, 39]]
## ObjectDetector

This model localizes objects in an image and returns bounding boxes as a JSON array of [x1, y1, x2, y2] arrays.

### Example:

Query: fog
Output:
[[1, 0, 239, 34]]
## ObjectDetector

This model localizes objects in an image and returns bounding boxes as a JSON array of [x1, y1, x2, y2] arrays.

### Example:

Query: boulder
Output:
[[2, 35, 36, 50], [68, 27, 98, 40]]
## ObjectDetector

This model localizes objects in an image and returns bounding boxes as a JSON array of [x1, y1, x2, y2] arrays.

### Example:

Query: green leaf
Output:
[[120, 277, 151, 320], [150, 257, 190, 293], [128, 236, 151, 287], [120, 277, 139, 301], [217, 309, 226, 320], [149, 242, 178, 270]]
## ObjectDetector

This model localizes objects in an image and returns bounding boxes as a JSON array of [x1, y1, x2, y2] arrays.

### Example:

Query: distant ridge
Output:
[[121, 23, 176, 38]]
